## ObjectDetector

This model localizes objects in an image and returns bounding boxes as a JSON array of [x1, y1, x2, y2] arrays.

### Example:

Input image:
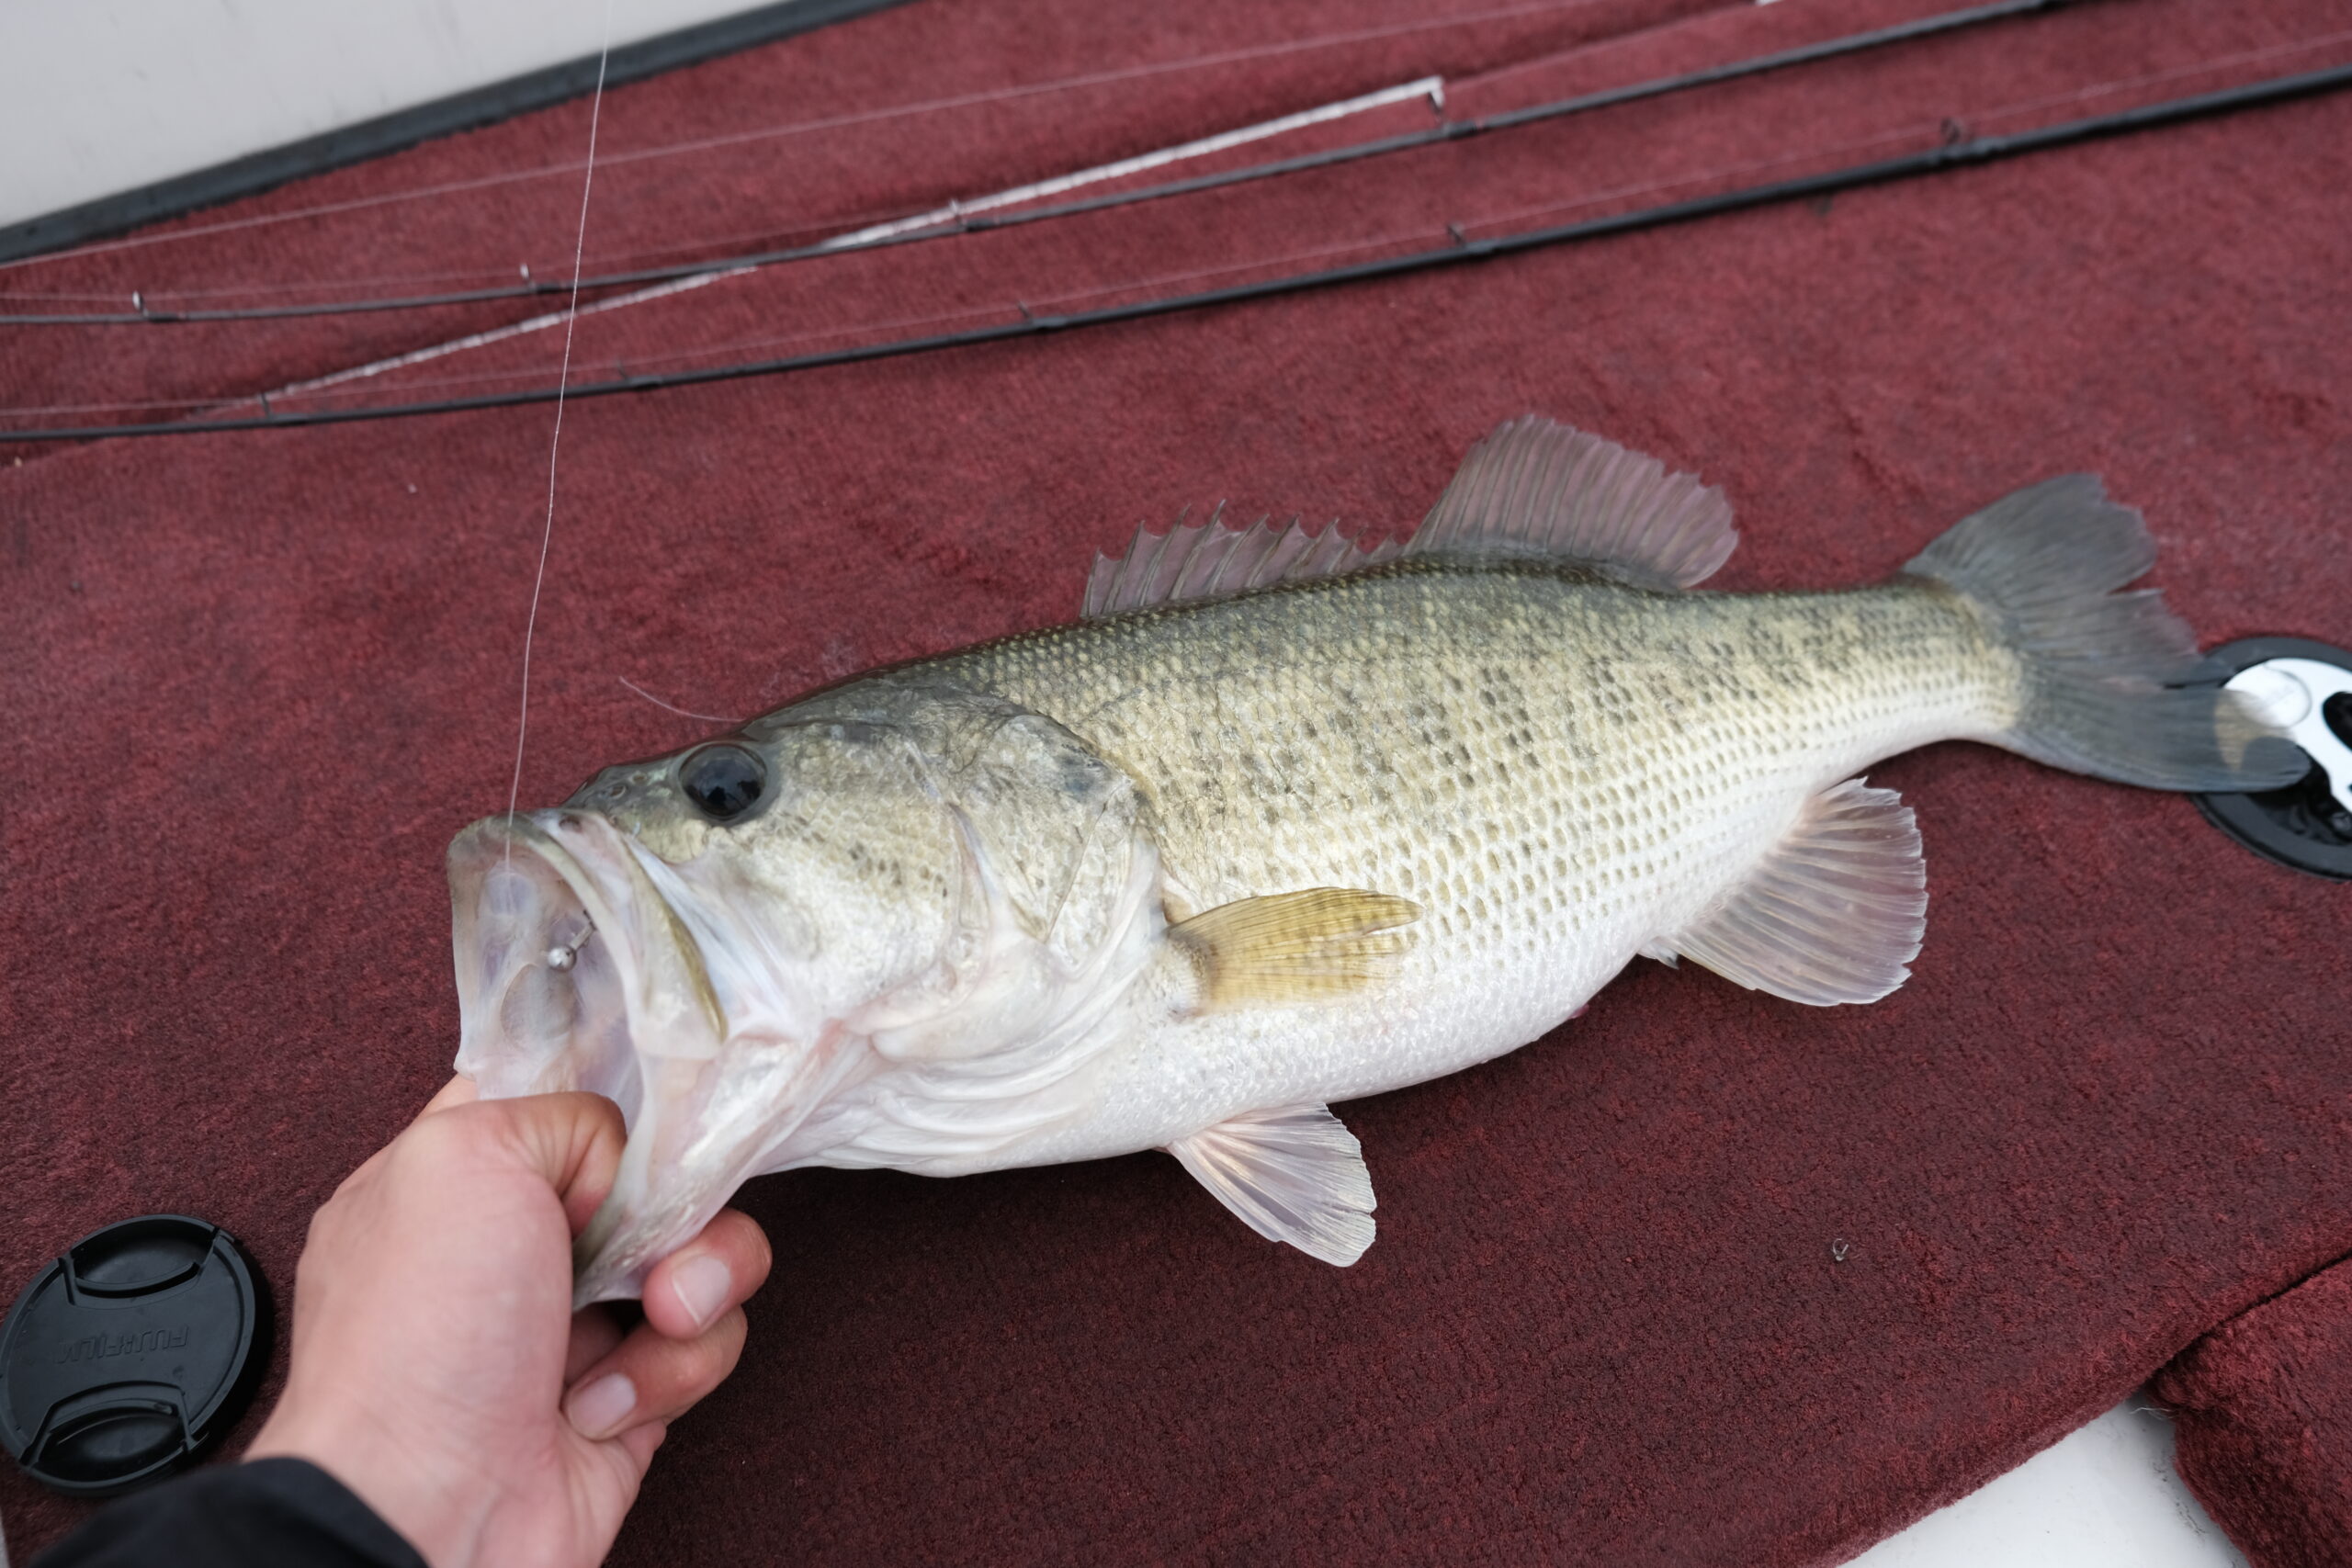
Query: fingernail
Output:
[[672, 1253, 732, 1331], [565, 1372, 637, 1440]]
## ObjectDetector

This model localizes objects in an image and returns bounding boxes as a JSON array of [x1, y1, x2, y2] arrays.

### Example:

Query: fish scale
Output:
[[444, 417, 2299, 1298], [940, 564, 2015, 1161]]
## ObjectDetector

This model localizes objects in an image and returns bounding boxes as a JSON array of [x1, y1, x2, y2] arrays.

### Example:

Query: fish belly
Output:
[[935, 565, 2015, 1168]]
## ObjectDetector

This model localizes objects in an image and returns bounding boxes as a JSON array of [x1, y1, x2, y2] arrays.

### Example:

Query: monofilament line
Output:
[[507, 0, 615, 852]]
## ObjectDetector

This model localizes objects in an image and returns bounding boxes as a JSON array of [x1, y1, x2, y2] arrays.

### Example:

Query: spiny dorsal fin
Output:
[[1657, 778, 1927, 1006], [1083, 503, 1402, 618], [1170, 886, 1421, 1010], [1409, 416, 1736, 589], [1166, 1104, 1375, 1266]]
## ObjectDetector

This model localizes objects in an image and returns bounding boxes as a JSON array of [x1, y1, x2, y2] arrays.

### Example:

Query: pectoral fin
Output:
[[1656, 777, 1928, 1006], [1169, 886, 1421, 1010], [1166, 1105, 1376, 1266]]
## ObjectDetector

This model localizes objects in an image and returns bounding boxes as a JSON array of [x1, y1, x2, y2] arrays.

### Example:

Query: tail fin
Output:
[[1904, 476, 2302, 792]]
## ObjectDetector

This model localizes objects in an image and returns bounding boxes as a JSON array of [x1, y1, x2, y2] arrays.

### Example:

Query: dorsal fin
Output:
[[1081, 417, 1730, 617], [1083, 504, 1401, 619], [1408, 416, 1736, 589]]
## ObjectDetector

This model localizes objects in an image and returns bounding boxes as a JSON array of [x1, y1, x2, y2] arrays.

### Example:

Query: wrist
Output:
[[246, 1389, 495, 1568]]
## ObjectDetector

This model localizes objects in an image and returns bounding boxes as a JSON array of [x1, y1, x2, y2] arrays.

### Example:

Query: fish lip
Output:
[[448, 811, 729, 1102]]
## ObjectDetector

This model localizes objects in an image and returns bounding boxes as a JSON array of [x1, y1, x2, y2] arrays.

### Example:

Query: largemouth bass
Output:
[[446, 418, 2297, 1303]]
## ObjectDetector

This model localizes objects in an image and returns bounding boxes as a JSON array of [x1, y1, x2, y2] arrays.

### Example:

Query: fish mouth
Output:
[[449, 812, 761, 1305], [449, 811, 725, 1106]]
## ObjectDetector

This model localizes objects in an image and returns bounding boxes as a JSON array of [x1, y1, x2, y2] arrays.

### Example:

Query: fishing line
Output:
[[0, 0, 1623, 280], [1465, 26, 2352, 229], [0, 192, 966, 303], [117, 77, 1445, 405], [618, 676, 733, 722], [0, 59, 2247, 429], [3, 56, 2344, 445], [2, 44, 2342, 429], [0, 79, 1439, 313], [0, 82, 1441, 310], [0, 298, 1001, 420], [25, 5, 2346, 350], [505, 3, 613, 848], [627, 17, 2323, 324], [0, 0, 2083, 325]]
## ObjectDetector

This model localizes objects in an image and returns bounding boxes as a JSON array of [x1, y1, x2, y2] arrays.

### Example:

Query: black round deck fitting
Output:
[[2191, 636, 2352, 881]]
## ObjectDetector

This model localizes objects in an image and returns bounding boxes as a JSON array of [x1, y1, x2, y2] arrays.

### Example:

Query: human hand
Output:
[[245, 1077, 773, 1568]]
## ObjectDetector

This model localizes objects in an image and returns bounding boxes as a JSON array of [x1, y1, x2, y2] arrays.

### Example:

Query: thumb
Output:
[[450, 1090, 631, 1237]]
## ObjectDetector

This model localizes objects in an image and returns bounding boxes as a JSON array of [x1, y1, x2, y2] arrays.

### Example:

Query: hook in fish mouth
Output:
[[449, 812, 722, 1096], [449, 811, 739, 1303]]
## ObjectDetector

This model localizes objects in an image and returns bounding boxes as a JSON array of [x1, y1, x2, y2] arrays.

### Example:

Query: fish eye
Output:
[[679, 743, 767, 821]]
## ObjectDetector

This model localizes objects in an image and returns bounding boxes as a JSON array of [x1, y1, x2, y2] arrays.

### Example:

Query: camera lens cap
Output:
[[0, 1215, 269, 1496]]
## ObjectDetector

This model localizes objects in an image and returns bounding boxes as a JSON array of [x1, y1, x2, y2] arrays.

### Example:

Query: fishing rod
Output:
[[0, 0, 2077, 327], [5, 57, 2346, 445]]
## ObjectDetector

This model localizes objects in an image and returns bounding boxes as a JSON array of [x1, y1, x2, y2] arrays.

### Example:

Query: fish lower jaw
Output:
[[571, 1150, 740, 1308], [571, 1036, 879, 1304]]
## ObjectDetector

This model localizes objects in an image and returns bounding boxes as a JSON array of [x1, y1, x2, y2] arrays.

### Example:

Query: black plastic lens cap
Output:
[[0, 1215, 270, 1496], [2192, 636, 2352, 882]]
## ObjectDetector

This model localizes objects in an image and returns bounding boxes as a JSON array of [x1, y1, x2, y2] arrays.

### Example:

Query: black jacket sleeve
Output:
[[33, 1458, 426, 1568]]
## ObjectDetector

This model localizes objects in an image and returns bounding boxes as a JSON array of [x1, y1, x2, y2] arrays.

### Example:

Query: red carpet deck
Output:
[[3, 0, 2348, 1562], [2162, 1258, 2352, 1568]]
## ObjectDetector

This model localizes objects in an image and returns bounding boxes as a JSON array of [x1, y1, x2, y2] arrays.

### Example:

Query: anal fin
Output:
[[1659, 778, 1928, 1007], [1166, 1105, 1375, 1266], [1170, 886, 1421, 1010]]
